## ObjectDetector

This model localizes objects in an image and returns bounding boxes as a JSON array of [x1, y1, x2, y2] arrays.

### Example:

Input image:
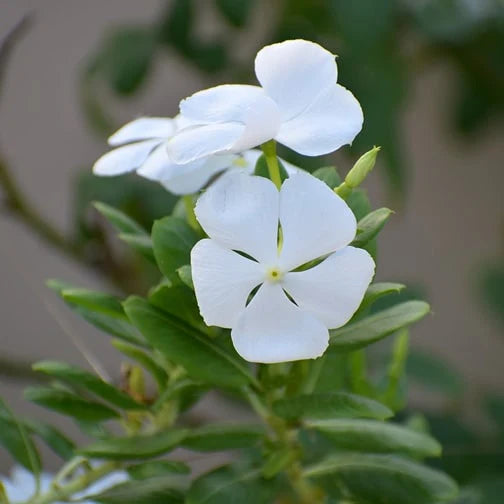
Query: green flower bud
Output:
[[345, 146, 381, 189]]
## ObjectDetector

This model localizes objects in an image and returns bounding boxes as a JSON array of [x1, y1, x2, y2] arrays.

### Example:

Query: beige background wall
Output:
[[0, 0, 503, 470]]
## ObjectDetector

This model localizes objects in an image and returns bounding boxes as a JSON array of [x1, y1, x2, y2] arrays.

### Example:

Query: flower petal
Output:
[[93, 140, 161, 176], [195, 172, 279, 264], [108, 117, 176, 146], [180, 84, 270, 123], [279, 171, 357, 271], [231, 283, 328, 363], [191, 239, 264, 328], [283, 247, 375, 329], [255, 39, 338, 120], [136, 143, 172, 180], [160, 154, 237, 195], [275, 84, 363, 156], [167, 122, 245, 164]]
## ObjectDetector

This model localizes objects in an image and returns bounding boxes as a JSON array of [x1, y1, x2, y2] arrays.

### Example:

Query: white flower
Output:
[[93, 117, 297, 194], [191, 171, 375, 363], [0, 466, 128, 503], [167, 39, 363, 165]]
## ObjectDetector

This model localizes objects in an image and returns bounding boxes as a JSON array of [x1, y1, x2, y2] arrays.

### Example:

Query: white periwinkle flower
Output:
[[167, 39, 363, 165], [93, 117, 297, 194], [0, 466, 128, 503], [191, 171, 375, 363]]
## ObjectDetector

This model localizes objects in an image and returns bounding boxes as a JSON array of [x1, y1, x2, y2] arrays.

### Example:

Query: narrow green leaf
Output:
[[305, 453, 458, 504], [182, 424, 264, 452], [0, 399, 41, 473], [93, 201, 147, 235], [352, 207, 393, 247], [187, 466, 276, 504], [306, 419, 441, 458], [23, 419, 75, 460], [33, 361, 144, 410], [88, 476, 184, 504], [79, 429, 187, 459], [119, 233, 155, 262], [272, 392, 392, 421], [262, 448, 297, 479], [25, 386, 119, 422], [357, 282, 406, 314], [177, 265, 194, 290], [124, 297, 256, 389], [330, 301, 430, 351], [127, 460, 190, 480], [152, 217, 199, 278], [61, 289, 125, 319]]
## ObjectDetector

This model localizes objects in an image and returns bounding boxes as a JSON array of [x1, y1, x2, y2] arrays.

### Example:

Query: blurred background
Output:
[[0, 0, 503, 498]]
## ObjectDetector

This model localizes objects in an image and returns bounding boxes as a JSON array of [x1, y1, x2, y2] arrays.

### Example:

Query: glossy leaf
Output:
[[312, 166, 342, 188], [305, 453, 458, 504], [182, 424, 264, 451], [23, 419, 75, 460], [329, 301, 430, 351], [124, 297, 256, 389], [79, 429, 187, 459], [305, 419, 441, 458], [93, 201, 147, 235], [119, 233, 155, 262], [357, 282, 406, 315], [61, 289, 126, 319], [24, 387, 119, 422], [272, 392, 392, 421], [152, 217, 200, 278], [33, 361, 144, 410]]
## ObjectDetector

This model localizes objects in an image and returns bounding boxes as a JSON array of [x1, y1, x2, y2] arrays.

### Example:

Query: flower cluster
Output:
[[93, 38, 373, 363]]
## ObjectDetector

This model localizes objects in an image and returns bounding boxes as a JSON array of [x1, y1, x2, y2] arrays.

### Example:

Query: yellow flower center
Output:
[[265, 266, 284, 283]]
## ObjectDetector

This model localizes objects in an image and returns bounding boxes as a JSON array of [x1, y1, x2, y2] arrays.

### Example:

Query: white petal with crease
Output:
[[279, 171, 357, 270], [195, 172, 279, 263], [275, 84, 363, 156], [232, 283, 328, 363], [108, 117, 176, 146], [93, 140, 161, 176], [255, 39, 337, 120], [283, 247, 375, 328], [191, 239, 264, 328]]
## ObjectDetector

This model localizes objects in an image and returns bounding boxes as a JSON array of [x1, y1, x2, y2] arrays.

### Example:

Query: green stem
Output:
[[261, 140, 282, 189], [183, 194, 199, 231], [23, 461, 120, 504]]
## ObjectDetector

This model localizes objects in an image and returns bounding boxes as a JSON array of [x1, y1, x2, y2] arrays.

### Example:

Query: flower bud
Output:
[[345, 146, 381, 189]]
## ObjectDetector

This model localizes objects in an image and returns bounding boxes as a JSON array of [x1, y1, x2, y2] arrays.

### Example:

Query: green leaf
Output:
[[158, 0, 193, 49], [407, 351, 464, 397], [216, 0, 254, 27], [93, 201, 147, 235], [485, 394, 504, 435], [119, 233, 155, 262], [305, 453, 458, 504], [272, 392, 392, 421], [25, 386, 119, 422], [61, 289, 126, 319], [23, 419, 75, 460], [187, 466, 277, 504], [88, 477, 184, 504], [127, 460, 190, 479], [149, 279, 202, 329], [312, 166, 342, 188], [182, 424, 264, 451], [357, 282, 406, 314], [124, 297, 256, 389], [0, 399, 41, 473], [152, 217, 200, 278], [177, 265, 194, 290], [79, 429, 187, 459], [352, 207, 393, 248], [33, 361, 144, 410], [305, 419, 441, 458], [329, 301, 430, 351]]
